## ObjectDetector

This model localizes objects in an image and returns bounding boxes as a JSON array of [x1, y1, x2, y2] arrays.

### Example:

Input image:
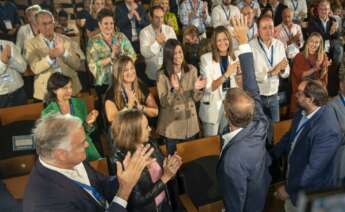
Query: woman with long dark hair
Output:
[[42, 72, 101, 161], [156, 39, 206, 154]]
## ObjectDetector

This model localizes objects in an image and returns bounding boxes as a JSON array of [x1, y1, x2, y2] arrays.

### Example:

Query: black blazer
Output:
[[114, 3, 149, 42], [271, 3, 287, 26], [23, 161, 126, 212], [306, 16, 341, 41], [216, 48, 272, 212]]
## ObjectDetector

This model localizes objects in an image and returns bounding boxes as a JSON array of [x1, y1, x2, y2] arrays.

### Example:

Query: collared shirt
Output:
[[247, 23, 257, 41], [275, 23, 304, 59], [211, 4, 241, 29], [220, 127, 243, 156], [139, 24, 176, 80], [287, 107, 321, 176], [0, 40, 26, 95], [16, 24, 35, 54], [284, 0, 307, 20], [249, 38, 290, 96], [87, 31, 137, 85], [237, 0, 261, 17], [179, 0, 211, 34], [321, 18, 329, 31], [39, 158, 127, 209]]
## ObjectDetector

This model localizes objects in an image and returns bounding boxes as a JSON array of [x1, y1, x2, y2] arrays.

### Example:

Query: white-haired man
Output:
[[23, 113, 155, 212]]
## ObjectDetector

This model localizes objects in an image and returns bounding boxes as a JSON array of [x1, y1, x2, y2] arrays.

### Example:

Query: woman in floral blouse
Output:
[[87, 8, 137, 96]]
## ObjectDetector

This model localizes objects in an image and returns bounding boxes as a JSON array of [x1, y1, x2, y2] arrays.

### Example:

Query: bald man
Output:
[[217, 17, 271, 212]]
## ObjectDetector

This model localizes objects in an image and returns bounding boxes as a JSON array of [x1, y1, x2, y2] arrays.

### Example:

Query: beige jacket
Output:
[[25, 33, 82, 100], [156, 65, 203, 139]]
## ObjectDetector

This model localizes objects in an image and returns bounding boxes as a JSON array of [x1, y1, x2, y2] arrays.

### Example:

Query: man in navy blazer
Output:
[[115, 0, 149, 52], [217, 17, 272, 212], [23, 113, 154, 212], [271, 79, 342, 211]]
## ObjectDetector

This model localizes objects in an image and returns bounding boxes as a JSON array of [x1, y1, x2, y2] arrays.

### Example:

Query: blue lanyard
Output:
[[283, 25, 292, 38], [221, 5, 230, 20], [340, 94, 345, 107], [73, 180, 107, 207], [219, 57, 229, 74], [257, 37, 274, 67], [291, 0, 298, 11], [248, 24, 255, 40]]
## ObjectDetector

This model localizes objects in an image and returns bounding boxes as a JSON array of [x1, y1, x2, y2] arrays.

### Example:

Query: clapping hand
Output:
[[330, 21, 337, 35], [55, 35, 65, 56], [86, 109, 99, 125], [225, 60, 240, 78], [126, 88, 137, 108], [156, 31, 166, 45], [116, 144, 156, 200], [111, 43, 120, 59], [230, 16, 248, 45], [1, 44, 11, 64], [194, 75, 207, 90], [161, 153, 182, 183]]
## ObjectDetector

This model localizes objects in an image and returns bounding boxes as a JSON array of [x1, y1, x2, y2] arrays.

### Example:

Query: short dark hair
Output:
[[45, 73, 71, 105], [223, 88, 255, 128], [58, 9, 68, 18], [150, 4, 164, 17], [97, 8, 113, 23], [257, 10, 273, 27], [303, 79, 328, 106]]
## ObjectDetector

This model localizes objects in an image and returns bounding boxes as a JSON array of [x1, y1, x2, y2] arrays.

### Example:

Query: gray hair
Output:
[[25, 4, 41, 14], [34, 9, 55, 23], [33, 113, 82, 159]]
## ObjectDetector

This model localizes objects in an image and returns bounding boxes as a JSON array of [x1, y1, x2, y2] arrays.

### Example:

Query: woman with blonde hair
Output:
[[199, 26, 241, 136], [290, 32, 332, 115], [105, 56, 158, 123]]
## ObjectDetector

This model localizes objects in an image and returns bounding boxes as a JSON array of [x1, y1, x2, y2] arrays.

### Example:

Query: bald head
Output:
[[223, 88, 255, 128]]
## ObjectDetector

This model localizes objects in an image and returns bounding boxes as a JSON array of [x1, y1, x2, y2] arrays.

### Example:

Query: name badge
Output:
[[3, 20, 13, 30], [324, 40, 330, 53], [0, 73, 13, 83]]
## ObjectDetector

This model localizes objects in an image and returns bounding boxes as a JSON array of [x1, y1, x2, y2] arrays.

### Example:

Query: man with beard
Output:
[[271, 79, 342, 212]]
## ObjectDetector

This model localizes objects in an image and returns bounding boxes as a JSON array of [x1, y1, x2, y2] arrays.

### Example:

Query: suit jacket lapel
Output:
[[36, 161, 99, 204]]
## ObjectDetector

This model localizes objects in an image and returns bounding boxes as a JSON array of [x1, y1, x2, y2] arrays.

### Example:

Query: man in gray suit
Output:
[[328, 67, 345, 137]]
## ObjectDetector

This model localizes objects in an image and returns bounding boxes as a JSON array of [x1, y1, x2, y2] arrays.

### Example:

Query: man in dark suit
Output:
[[271, 79, 342, 211], [306, 0, 343, 96], [269, 0, 287, 26], [217, 16, 272, 212], [23, 113, 155, 212], [115, 0, 149, 53]]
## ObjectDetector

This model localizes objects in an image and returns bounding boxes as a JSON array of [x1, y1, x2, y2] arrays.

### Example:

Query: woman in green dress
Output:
[[41, 72, 101, 161]]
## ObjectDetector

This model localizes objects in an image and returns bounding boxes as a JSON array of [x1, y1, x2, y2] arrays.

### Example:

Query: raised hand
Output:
[[170, 74, 179, 90], [116, 144, 155, 200], [156, 32, 166, 45], [1, 44, 11, 64], [86, 109, 99, 125], [194, 75, 207, 90], [55, 35, 65, 57], [161, 153, 182, 183], [230, 16, 249, 45], [225, 60, 240, 78]]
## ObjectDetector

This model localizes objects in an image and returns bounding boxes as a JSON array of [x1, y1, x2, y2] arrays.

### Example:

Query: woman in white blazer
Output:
[[199, 26, 241, 136]]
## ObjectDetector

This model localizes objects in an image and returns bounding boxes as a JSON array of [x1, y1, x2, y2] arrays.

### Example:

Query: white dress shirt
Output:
[[211, 4, 241, 29], [139, 24, 176, 80], [284, 0, 307, 21], [275, 23, 304, 59], [16, 24, 35, 54], [221, 127, 243, 156], [0, 40, 27, 95], [249, 38, 290, 96], [39, 158, 127, 209]]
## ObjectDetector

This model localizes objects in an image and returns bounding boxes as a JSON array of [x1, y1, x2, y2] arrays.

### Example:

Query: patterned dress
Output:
[[87, 32, 137, 86]]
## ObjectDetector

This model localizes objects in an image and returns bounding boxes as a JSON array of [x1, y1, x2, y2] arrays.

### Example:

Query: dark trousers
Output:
[[0, 86, 27, 108]]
